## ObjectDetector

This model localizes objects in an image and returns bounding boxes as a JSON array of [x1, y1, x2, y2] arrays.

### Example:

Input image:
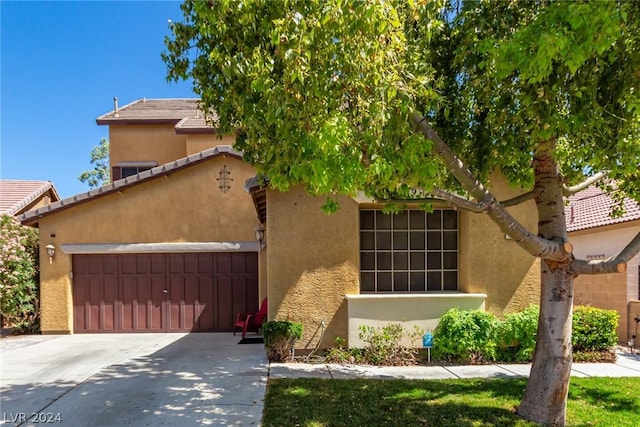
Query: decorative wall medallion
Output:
[[217, 165, 233, 193]]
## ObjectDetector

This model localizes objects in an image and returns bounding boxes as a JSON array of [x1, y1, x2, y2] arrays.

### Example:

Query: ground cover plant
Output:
[[262, 377, 640, 427]]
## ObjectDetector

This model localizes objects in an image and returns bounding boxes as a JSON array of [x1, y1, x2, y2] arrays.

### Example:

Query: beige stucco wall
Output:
[[459, 175, 540, 316], [17, 190, 57, 216], [570, 222, 640, 343], [186, 134, 236, 156], [346, 293, 487, 348], [109, 125, 187, 168], [37, 156, 260, 333], [266, 174, 540, 349], [266, 186, 360, 349]]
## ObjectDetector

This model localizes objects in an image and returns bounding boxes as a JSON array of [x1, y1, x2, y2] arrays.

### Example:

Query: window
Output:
[[360, 209, 458, 293], [111, 162, 158, 180]]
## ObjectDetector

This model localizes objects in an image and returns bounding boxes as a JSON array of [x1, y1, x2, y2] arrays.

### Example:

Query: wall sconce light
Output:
[[255, 224, 265, 250], [46, 244, 56, 264]]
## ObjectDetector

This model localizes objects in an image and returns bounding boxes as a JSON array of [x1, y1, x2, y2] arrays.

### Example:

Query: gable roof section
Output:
[[0, 180, 60, 216], [96, 98, 218, 130], [565, 186, 640, 232], [20, 146, 243, 226]]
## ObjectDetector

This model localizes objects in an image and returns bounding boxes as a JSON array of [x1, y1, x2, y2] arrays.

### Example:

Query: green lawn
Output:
[[262, 377, 640, 426]]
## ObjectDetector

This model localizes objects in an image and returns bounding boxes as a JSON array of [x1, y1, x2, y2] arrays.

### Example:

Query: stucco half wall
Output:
[[35, 155, 262, 333], [346, 293, 487, 348]]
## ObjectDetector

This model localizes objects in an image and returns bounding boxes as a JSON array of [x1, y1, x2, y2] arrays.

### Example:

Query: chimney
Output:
[[113, 97, 119, 117]]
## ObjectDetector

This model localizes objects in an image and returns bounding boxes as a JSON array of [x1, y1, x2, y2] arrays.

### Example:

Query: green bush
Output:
[[358, 323, 423, 366], [572, 306, 619, 352], [432, 308, 498, 363], [494, 305, 539, 362], [262, 320, 303, 362], [0, 214, 40, 333]]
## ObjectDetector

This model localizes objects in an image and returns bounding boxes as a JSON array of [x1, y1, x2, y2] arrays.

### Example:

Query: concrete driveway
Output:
[[0, 333, 267, 426]]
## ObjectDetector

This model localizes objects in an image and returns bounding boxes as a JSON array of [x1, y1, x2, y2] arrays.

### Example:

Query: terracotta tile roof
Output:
[[175, 116, 217, 134], [20, 146, 243, 226], [565, 186, 640, 232], [96, 98, 218, 129], [0, 180, 60, 216]]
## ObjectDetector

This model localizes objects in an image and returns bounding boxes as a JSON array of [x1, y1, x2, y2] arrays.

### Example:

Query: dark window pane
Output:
[[410, 211, 425, 229], [410, 232, 426, 250], [443, 210, 458, 229], [443, 231, 457, 250], [410, 272, 425, 291], [393, 231, 408, 250], [360, 252, 375, 270], [443, 252, 457, 269], [443, 272, 458, 290], [427, 253, 441, 270], [426, 232, 441, 250], [377, 273, 392, 291], [376, 232, 391, 250], [361, 211, 375, 230], [393, 252, 408, 270], [394, 272, 409, 291], [410, 252, 425, 269], [377, 252, 392, 270], [361, 272, 376, 292], [361, 232, 375, 250], [393, 212, 408, 229], [140, 166, 152, 172], [376, 211, 391, 230], [121, 167, 139, 178], [427, 272, 442, 291], [427, 211, 441, 229]]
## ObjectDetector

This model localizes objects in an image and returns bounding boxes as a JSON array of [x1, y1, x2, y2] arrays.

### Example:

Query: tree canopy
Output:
[[164, 1, 640, 424], [78, 137, 110, 188], [164, 0, 639, 206]]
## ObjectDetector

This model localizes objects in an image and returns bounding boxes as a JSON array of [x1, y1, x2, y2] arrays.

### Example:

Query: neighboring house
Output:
[[566, 187, 640, 344], [0, 180, 60, 216], [20, 98, 541, 348]]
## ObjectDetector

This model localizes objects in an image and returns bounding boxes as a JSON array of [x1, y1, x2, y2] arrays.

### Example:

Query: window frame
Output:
[[359, 209, 459, 293]]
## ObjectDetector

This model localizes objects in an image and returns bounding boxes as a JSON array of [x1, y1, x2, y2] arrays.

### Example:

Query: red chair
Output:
[[234, 298, 267, 338]]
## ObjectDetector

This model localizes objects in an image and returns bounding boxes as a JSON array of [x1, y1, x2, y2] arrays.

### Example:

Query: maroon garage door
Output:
[[72, 252, 258, 333]]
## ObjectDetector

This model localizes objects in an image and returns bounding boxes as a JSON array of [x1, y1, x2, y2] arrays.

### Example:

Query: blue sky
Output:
[[1, 1, 194, 198]]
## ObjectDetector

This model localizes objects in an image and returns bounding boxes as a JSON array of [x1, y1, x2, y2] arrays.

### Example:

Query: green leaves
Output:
[[164, 0, 640, 205]]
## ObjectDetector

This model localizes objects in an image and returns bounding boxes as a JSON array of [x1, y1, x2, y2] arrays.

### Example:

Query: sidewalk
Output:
[[269, 349, 640, 380]]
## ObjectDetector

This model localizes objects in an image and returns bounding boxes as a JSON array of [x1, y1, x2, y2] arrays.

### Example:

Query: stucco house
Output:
[[566, 186, 640, 344], [20, 98, 542, 348], [0, 180, 59, 216]]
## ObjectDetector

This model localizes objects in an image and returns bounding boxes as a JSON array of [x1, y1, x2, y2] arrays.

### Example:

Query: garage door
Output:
[[72, 252, 258, 333]]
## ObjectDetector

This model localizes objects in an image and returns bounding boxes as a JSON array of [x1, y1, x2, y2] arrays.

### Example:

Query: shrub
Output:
[[358, 323, 423, 366], [432, 308, 498, 363], [0, 214, 40, 333], [262, 320, 303, 362], [495, 305, 539, 362], [572, 306, 619, 352]]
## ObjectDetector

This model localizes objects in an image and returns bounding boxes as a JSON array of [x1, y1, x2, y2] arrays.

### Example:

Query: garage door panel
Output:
[[216, 276, 233, 331], [73, 252, 257, 333], [196, 276, 214, 331]]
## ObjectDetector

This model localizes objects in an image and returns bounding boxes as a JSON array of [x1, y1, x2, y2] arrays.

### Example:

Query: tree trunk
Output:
[[517, 141, 574, 426]]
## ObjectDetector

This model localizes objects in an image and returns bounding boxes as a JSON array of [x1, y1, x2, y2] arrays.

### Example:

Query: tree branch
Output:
[[411, 113, 570, 261], [573, 231, 640, 275], [500, 190, 537, 207], [563, 171, 607, 196], [430, 189, 493, 212]]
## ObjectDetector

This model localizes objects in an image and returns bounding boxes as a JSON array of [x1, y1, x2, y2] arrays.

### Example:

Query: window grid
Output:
[[360, 209, 458, 293]]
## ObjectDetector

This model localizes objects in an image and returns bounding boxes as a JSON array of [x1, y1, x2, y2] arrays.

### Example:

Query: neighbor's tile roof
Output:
[[96, 98, 218, 129], [565, 186, 640, 232], [20, 146, 243, 226], [0, 180, 60, 216]]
